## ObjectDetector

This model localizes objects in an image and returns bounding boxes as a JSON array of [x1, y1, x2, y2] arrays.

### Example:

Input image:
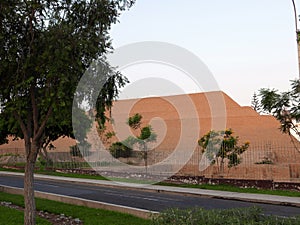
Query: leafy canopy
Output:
[[258, 79, 300, 137], [126, 113, 157, 147], [0, 0, 133, 147], [198, 129, 249, 170]]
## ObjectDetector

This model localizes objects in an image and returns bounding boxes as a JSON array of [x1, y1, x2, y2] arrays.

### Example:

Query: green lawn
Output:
[[158, 182, 300, 197], [0, 192, 150, 225], [0, 205, 50, 225]]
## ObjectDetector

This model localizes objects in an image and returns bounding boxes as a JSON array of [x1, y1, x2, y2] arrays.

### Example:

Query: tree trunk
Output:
[[144, 151, 148, 174], [142, 142, 147, 174], [24, 144, 38, 225], [298, 41, 300, 79]]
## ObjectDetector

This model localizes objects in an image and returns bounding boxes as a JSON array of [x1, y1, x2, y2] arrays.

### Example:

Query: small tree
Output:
[[198, 129, 249, 175], [98, 125, 116, 145], [258, 79, 300, 141], [126, 113, 156, 171], [251, 92, 261, 113]]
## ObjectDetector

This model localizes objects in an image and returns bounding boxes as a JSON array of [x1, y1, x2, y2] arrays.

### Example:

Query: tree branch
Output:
[[33, 105, 53, 142], [13, 111, 28, 140], [28, 5, 35, 55], [13, 111, 32, 157], [30, 85, 39, 136]]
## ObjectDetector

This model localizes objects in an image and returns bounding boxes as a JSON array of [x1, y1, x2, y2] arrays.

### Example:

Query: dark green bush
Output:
[[109, 142, 132, 158], [70, 145, 82, 157]]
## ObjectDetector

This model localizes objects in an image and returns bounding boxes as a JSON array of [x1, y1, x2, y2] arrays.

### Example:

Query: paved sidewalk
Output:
[[1, 171, 300, 207]]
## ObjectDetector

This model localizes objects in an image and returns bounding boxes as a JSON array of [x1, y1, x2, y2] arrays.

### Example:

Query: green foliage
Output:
[[108, 113, 157, 169], [37, 157, 47, 171], [70, 145, 82, 157], [109, 142, 132, 158], [71, 107, 93, 144], [258, 79, 300, 138], [127, 113, 157, 144], [251, 92, 261, 112], [127, 113, 142, 130], [140, 126, 151, 140], [105, 131, 116, 140], [151, 207, 300, 225], [0, 115, 10, 144], [258, 88, 281, 114], [99, 130, 116, 145], [96, 72, 129, 126], [0, 0, 134, 149], [198, 129, 249, 172], [0, 153, 20, 158], [139, 126, 153, 140], [126, 113, 157, 153]]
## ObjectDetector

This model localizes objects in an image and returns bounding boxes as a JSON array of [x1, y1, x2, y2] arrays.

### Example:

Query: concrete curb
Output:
[[1, 171, 300, 208], [0, 184, 158, 219]]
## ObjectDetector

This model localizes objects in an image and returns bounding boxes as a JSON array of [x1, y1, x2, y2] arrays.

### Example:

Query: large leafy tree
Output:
[[258, 79, 300, 141], [0, 0, 134, 224]]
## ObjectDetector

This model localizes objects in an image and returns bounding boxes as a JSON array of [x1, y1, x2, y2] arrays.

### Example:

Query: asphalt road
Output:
[[1, 174, 300, 217]]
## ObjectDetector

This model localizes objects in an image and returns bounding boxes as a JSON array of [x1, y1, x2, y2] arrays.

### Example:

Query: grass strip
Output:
[[0, 192, 150, 225], [0, 205, 51, 225], [158, 182, 300, 197]]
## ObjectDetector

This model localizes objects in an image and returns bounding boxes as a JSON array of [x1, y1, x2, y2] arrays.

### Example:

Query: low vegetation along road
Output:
[[1, 174, 300, 217]]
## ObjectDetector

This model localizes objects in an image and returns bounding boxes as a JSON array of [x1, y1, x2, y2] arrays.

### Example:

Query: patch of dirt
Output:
[[0, 201, 83, 225]]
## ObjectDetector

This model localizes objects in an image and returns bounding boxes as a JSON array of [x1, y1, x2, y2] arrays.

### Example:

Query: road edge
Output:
[[1, 171, 300, 208], [0, 184, 158, 219]]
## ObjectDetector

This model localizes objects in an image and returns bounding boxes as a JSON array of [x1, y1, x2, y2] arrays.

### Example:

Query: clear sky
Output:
[[110, 0, 300, 106]]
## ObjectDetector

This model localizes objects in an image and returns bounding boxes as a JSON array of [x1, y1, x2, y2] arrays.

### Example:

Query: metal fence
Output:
[[0, 148, 24, 155], [178, 140, 300, 182], [1, 140, 300, 182]]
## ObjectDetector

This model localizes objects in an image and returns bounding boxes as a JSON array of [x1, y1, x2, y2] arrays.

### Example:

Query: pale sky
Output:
[[110, 0, 299, 106]]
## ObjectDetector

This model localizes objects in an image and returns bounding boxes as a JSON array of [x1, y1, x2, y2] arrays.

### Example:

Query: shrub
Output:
[[70, 145, 82, 157], [109, 142, 132, 158]]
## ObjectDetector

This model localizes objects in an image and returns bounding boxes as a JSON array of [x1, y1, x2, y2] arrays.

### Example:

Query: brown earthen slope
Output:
[[1, 91, 299, 181]]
